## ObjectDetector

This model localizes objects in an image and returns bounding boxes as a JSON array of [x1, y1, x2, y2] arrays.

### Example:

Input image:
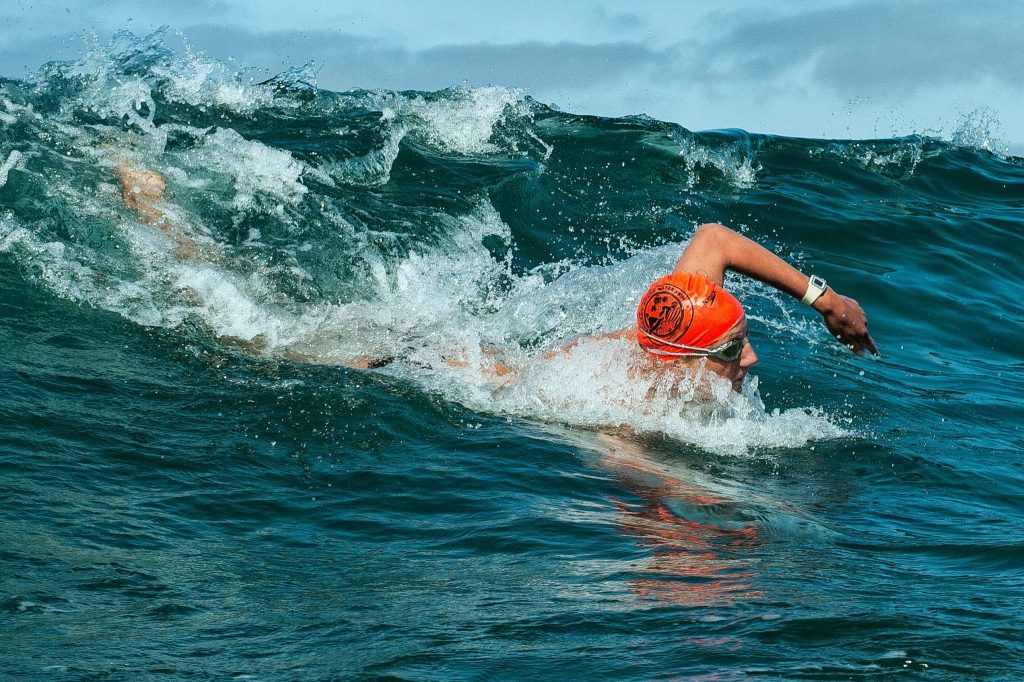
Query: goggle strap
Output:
[[637, 328, 738, 355]]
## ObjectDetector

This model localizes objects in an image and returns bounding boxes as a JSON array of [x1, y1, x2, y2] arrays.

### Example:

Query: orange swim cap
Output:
[[636, 272, 744, 360]]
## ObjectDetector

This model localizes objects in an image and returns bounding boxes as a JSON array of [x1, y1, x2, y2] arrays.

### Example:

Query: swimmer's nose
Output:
[[740, 340, 758, 369]]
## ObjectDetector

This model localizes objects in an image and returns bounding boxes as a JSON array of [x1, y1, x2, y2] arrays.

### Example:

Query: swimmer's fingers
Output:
[[844, 332, 877, 356], [839, 326, 875, 356], [818, 292, 879, 356], [861, 332, 879, 357]]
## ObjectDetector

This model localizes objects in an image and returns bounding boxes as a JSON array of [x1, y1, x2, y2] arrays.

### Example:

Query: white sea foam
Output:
[[386, 318, 848, 456], [169, 264, 301, 345], [198, 128, 308, 213], [361, 85, 530, 156], [503, 352, 846, 455], [327, 120, 407, 186], [0, 150, 24, 187], [676, 137, 760, 189]]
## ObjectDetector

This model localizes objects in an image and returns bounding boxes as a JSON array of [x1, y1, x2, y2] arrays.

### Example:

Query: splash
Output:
[[676, 136, 760, 189], [319, 87, 534, 185], [0, 28, 855, 456], [949, 107, 1006, 155], [0, 150, 23, 187], [396, 85, 529, 155], [199, 127, 308, 213], [849, 139, 924, 178]]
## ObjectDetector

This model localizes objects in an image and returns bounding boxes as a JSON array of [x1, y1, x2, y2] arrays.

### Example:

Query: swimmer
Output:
[[526, 222, 875, 395], [115, 165, 875, 392], [616, 222, 875, 393], [312, 225, 874, 397]]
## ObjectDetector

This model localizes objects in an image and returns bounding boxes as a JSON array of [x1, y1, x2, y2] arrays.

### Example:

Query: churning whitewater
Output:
[[0, 30, 854, 455]]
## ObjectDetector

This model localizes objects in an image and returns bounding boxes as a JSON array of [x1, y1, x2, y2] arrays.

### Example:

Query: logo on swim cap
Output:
[[639, 283, 694, 339]]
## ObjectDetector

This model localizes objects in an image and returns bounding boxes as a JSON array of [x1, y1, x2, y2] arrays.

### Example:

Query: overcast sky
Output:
[[2, 0, 1021, 152]]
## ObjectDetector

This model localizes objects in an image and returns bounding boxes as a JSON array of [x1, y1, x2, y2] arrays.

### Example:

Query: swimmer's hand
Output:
[[115, 162, 166, 216], [114, 161, 207, 263], [813, 288, 878, 356]]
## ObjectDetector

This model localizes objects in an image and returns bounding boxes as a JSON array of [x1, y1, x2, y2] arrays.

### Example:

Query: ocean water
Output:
[[2, 30, 1023, 679]]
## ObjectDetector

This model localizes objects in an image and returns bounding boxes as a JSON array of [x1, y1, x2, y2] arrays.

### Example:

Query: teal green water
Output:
[[2, 31, 1023, 679]]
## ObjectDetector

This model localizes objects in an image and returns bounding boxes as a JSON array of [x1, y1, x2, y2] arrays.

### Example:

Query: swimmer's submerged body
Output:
[[114, 164, 876, 394]]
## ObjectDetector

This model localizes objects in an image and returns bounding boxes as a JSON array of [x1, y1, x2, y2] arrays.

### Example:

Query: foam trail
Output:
[[0, 150, 22, 187]]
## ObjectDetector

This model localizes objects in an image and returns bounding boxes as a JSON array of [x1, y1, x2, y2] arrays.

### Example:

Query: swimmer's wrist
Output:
[[810, 286, 838, 316]]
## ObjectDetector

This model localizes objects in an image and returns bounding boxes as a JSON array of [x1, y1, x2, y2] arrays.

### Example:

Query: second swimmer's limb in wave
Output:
[[114, 161, 205, 262]]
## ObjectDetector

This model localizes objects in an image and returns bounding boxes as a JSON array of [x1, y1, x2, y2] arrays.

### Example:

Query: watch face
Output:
[[811, 275, 826, 289]]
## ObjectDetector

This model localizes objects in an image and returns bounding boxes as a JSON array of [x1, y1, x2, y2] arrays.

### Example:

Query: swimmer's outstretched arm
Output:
[[280, 349, 389, 369], [115, 162, 165, 221], [115, 162, 203, 261], [675, 223, 878, 355]]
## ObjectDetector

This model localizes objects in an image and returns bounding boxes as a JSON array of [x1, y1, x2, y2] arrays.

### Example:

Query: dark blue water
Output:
[[2, 30, 1023, 679]]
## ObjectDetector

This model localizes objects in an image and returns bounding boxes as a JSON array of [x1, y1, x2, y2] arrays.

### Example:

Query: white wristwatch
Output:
[[801, 275, 828, 306]]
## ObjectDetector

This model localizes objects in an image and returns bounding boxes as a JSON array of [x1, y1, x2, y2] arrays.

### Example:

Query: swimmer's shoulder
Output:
[[542, 327, 637, 360]]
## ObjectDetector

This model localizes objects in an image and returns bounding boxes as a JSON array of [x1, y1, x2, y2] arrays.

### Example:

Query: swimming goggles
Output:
[[638, 330, 746, 361]]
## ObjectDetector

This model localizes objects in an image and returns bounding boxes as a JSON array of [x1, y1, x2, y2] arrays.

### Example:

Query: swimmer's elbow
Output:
[[693, 222, 733, 244], [675, 223, 731, 277]]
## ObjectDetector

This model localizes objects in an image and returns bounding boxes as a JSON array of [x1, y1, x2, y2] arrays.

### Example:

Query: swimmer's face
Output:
[[702, 315, 758, 392]]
